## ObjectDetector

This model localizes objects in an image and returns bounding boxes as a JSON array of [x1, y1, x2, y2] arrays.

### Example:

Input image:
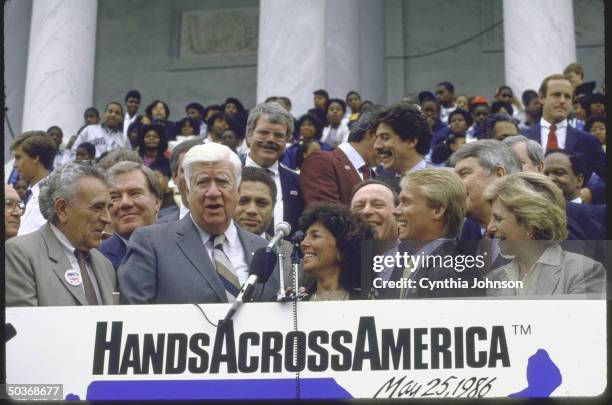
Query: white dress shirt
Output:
[[540, 118, 568, 151], [191, 218, 249, 286], [179, 204, 190, 220], [49, 223, 103, 303], [245, 155, 283, 227], [123, 112, 138, 140], [17, 179, 46, 236], [338, 142, 366, 180]]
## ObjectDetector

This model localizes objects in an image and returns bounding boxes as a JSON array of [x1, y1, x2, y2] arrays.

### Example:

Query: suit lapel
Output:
[[565, 126, 577, 151], [90, 252, 115, 305], [334, 148, 361, 184], [175, 216, 227, 302], [42, 225, 88, 306]]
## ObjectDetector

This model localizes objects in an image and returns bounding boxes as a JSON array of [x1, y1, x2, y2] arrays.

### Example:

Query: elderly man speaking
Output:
[[118, 142, 279, 304]]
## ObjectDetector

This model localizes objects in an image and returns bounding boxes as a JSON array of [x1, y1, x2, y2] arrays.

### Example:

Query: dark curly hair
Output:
[[375, 102, 432, 155], [299, 202, 373, 293], [137, 124, 168, 156], [296, 113, 324, 140], [478, 113, 519, 140]]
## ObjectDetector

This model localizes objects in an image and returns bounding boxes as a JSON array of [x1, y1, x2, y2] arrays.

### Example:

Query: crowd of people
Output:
[[4, 62, 607, 306]]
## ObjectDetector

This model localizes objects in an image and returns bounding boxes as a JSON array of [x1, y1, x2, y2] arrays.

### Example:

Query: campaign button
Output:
[[64, 270, 82, 286]]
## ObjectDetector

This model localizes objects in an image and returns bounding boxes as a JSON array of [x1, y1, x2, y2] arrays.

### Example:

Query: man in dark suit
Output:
[[157, 138, 203, 224], [300, 110, 380, 207], [119, 143, 279, 304], [5, 163, 117, 306], [391, 169, 483, 298], [522, 73, 605, 180], [243, 102, 303, 233], [99, 162, 162, 270]]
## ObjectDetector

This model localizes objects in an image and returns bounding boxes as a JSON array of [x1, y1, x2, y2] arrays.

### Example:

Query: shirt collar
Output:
[[540, 117, 567, 129], [338, 142, 366, 171], [179, 204, 190, 219], [534, 244, 562, 267], [190, 216, 239, 247], [407, 158, 427, 174], [246, 155, 279, 175], [49, 223, 77, 255]]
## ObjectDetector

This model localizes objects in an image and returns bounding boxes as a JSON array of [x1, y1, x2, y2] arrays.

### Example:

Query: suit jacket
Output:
[[279, 164, 304, 233], [300, 148, 362, 207], [118, 216, 280, 304], [98, 234, 127, 271], [403, 240, 485, 298], [5, 223, 117, 307], [486, 244, 606, 296], [523, 124, 606, 179], [156, 209, 180, 224]]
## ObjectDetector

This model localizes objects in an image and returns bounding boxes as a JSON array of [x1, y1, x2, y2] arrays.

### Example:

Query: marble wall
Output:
[[94, 0, 259, 121], [3, 0, 32, 161], [385, 0, 604, 103]]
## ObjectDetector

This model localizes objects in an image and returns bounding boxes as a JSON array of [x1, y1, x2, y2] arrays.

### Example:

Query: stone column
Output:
[[257, 0, 384, 116], [503, 0, 576, 99], [22, 0, 98, 141]]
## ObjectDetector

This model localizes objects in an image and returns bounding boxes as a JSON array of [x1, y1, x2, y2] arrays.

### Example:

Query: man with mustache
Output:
[[5, 163, 117, 306], [118, 143, 279, 304], [98, 162, 162, 270], [300, 109, 380, 207], [243, 102, 303, 233]]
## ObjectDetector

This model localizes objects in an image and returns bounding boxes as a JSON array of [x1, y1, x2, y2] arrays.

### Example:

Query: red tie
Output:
[[546, 123, 558, 150]]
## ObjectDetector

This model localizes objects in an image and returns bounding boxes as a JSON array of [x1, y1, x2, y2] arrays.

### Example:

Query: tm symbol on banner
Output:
[[512, 324, 532, 335]]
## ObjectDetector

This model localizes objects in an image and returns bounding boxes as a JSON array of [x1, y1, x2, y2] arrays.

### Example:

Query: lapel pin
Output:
[[64, 269, 82, 286], [344, 165, 351, 170], [290, 190, 298, 196]]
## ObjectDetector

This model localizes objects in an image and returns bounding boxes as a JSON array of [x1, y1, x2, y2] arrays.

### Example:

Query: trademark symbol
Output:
[[512, 324, 531, 335]]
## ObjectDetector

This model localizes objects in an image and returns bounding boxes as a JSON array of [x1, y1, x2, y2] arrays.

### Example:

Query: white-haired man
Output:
[[119, 143, 279, 304]]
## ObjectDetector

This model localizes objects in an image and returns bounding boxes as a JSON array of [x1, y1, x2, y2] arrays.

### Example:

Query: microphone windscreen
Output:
[[274, 221, 291, 237], [248, 247, 277, 282]]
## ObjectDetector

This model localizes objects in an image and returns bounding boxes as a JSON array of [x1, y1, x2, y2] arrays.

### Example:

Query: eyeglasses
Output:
[[253, 129, 287, 143], [5, 199, 25, 213]]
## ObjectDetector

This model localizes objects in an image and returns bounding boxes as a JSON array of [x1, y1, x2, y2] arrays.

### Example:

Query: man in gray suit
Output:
[[5, 163, 117, 306], [118, 143, 280, 304]]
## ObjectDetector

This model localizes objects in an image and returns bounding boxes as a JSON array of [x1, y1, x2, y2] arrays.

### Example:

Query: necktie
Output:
[[22, 189, 33, 206], [360, 165, 370, 180], [74, 249, 99, 305], [210, 235, 241, 299], [546, 123, 558, 150]]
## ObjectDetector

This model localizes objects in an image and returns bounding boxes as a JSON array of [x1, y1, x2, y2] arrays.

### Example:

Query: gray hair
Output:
[[502, 135, 544, 167], [246, 102, 294, 139], [448, 139, 522, 175], [182, 143, 243, 190], [107, 161, 163, 200], [96, 148, 143, 170], [39, 162, 112, 225]]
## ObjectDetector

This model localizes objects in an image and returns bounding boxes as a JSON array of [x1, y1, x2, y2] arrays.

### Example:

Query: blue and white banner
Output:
[[5, 300, 606, 400]]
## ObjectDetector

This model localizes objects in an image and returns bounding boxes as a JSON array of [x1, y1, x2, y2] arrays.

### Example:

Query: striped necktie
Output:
[[210, 234, 241, 300]]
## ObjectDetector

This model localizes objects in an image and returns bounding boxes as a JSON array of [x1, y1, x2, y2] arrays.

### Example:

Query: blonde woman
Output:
[[483, 172, 605, 296]]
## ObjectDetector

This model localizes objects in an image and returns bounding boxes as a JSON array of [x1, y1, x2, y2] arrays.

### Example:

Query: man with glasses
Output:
[[5, 184, 23, 240], [243, 102, 303, 232]]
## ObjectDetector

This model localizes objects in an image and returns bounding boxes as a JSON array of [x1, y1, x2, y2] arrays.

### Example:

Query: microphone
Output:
[[222, 247, 277, 324], [266, 222, 291, 250]]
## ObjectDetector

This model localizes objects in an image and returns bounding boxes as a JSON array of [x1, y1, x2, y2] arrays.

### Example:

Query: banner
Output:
[[5, 300, 606, 400]]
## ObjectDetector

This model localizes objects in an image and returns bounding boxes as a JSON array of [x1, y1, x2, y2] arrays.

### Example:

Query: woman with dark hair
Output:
[[137, 124, 170, 178], [281, 113, 332, 171], [490, 100, 514, 117], [175, 116, 200, 136], [447, 109, 473, 137], [585, 115, 605, 151], [144, 99, 176, 141], [299, 202, 373, 301], [223, 97, 245, 118], [320, 98, 350, 148], [206, 112, 232, 143]]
